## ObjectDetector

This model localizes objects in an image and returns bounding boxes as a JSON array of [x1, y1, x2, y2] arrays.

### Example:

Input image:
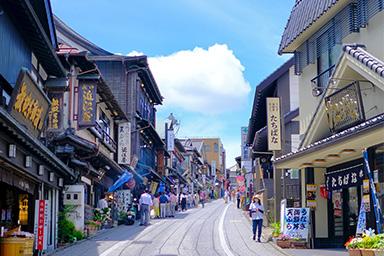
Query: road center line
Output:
[[218, 203, 235, 256]]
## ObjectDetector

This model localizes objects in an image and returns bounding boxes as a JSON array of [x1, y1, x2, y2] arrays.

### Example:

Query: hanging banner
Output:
[[34, 200, 49, 251], [78, 81, 97, 127], [266, 97, 281, 151], [325, 165, 364, 191], [150, 181, 159, 195], [166, 129, 175, 151], [284, 208, 310, 240], [48, 92, 63, 130], [9, 69, 50, 137], [118, 122, 131, 165], [356, 200, 366, 236], [306, 184, 317, 208]]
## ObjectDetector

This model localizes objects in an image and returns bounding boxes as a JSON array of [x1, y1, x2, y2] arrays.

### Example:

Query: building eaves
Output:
[[2, 0, 66, 77], [274, 114, 384, 164], [54, 15, 113, 56], [344, 44, 384, 78], [278, 0, 340, 54]]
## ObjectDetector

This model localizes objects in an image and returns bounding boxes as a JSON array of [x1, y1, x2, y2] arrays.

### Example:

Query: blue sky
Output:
[[51, 0, 294, 166]]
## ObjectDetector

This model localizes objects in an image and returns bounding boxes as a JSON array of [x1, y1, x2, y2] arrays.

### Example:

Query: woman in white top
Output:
[[249, 196, 264, 242]]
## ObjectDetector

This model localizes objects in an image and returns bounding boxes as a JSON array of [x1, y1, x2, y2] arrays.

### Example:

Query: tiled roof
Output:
[[279, 0, 339, 54], [274, 114, 384, 163], [344, 44, 384, 78]]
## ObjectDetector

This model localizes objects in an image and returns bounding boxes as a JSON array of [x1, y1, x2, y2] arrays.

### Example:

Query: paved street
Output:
[[54, 200, 286, 256]]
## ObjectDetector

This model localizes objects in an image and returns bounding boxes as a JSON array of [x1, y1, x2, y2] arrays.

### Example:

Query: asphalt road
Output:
[[54, 200, 287, 256]]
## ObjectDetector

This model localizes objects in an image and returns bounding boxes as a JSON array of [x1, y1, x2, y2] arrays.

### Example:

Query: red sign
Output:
[[36, 200, 45, 251]]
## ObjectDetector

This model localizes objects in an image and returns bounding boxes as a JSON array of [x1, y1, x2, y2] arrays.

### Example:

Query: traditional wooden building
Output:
[[0, 0, 75, 251]]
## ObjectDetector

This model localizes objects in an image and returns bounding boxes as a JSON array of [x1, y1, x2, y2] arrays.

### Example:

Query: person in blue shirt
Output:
[[159, 192, 168, 218]]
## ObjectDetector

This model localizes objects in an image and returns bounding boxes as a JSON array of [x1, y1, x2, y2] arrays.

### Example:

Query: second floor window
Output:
[[99, 110, 110, 136]]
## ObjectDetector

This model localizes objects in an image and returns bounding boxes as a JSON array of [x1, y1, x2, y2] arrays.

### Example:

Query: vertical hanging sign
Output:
[[47, 93, 63, 129], [78, 81, 97, 128], [118, 122, 131, 165], [34, 200, 49, 251], [267, 97, 282, 151]]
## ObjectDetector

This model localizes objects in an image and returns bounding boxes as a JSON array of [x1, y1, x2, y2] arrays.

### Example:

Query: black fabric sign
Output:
[[325, 165, 364, 191]]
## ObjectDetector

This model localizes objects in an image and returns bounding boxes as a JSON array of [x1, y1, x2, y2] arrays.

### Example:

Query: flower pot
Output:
[[276, 239, 291, 249], [291, 240, 307, 249], [360, 249, 375, 256], [373, 250, 384, 256], [349, 249, 362, 256]]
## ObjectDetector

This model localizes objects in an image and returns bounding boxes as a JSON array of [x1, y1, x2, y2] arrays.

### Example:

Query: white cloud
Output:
[[127, 50, 144, 56], [148, 44, 251, 114]]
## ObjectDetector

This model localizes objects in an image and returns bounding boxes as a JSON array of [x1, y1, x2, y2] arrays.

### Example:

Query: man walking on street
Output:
[[139, 189, 153, 226], [159, 192, 168, 218]]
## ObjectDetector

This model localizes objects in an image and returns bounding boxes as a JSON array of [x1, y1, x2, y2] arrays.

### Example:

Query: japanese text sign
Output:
[[9, 69, 50, 137], [284, 208, 309, 240], [324, 82, 365, 133], [78, 81, 96, 127], [48, 93, 63, 129], [325, 166, 364, 191], [34, 200, 49, 251], [118, 122, 131, 165], [267, 97, 281, 151]]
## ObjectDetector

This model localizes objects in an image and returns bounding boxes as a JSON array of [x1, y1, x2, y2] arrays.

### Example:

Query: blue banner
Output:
[[108, 171, 133, 192]]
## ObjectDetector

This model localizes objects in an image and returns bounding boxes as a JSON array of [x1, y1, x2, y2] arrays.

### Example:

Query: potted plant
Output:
[[118, 211, 128, 225], [270, 222, 281, 242], [85, 220, 101, 236], [345, 231, 384, 256], [290, 237, 307, 249], [276, 234, 291, 249]]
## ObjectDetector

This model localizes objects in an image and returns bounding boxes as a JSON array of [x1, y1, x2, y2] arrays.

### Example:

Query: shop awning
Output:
[[136, 162, 163, 182], [167, 167, 189, 185], [108, 171, 133, 192]]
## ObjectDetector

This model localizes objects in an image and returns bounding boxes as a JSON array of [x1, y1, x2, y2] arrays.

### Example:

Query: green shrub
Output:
[[73, 230, 84, 241], [58, 218, 76, 243]]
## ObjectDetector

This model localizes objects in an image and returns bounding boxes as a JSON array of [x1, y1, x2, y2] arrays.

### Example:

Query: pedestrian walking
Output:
[[153, 193, 160, 219], [139, 189, 153, 226], [166, 192, 171, 217], [224, 190, 229, 203], [236, 190, 241, 209], [170, 192, 177, 217], [194, 192, 199, 208], [199, 190, 206, 208], [249, 196, 264, 242], [159, 192, 168, 218], [181, 193, 187, 211]]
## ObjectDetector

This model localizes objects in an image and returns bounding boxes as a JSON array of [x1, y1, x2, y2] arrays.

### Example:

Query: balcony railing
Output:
[[89, 122, 117, 152], [310, 65, 335, 97]]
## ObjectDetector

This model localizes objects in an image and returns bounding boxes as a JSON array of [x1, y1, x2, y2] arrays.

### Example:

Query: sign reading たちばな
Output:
[[284, 208, 309, 240], [267, 97, 281, 151]]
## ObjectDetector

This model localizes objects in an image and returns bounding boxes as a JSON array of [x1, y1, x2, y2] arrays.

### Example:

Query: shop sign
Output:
[[150, 181, 158, 195], [332, 191, 343, 217], [9, 69, 50, 137], [267, 97, 281, 151], [166, 129, 175, 151], [306, 184, 317, 208], [115, 189, 131, 213], [34, 200, 49, 251], [78, 81, 96, 127], [284, 208, 309, 240], [117, 122, 131, 165], [47, 92, 63, 129], [324, 82, 365, 133], [325, 166, 364, 191]]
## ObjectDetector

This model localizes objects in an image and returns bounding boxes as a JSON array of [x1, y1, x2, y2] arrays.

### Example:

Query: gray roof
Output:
[[279, 0, 340, 54], [344, 44, 384, 78]]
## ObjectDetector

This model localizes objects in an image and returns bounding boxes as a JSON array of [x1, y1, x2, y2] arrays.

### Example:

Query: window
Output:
[[214, 143, 219, 152], [204, 144, 211, 152], [99, 110, 111, 137]]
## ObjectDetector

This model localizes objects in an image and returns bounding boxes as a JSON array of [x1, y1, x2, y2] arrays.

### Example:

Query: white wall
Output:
[[314, 168, 328, 238]]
